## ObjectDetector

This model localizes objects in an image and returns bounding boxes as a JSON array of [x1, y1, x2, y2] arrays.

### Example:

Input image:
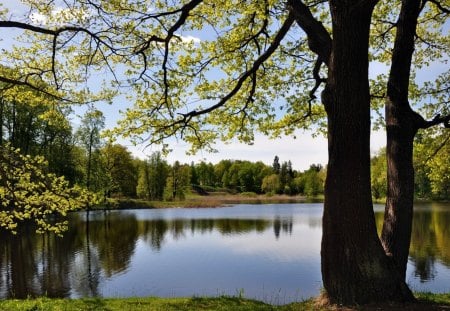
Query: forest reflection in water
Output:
[[0, 203, 449, 302]]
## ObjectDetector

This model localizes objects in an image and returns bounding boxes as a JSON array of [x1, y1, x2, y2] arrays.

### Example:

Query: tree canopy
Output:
[[0, 1, 447, 146]]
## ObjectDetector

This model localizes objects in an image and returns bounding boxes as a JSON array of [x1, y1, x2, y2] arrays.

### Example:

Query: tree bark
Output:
[[381, 0, 422, 280], [321, 1, 414, 304]]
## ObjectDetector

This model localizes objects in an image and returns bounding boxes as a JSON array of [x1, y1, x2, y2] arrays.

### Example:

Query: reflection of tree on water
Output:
[[88, 212, 139, 277], [140, 216, 293, 250], [2, 213, 284, 298], [0, 207, 448, 299], [374, 206, 450, 282], [274, 217, 293, 239], [0, 224, 79, 298], [141, 219, 168, 251], [409, 211, 438, 282]]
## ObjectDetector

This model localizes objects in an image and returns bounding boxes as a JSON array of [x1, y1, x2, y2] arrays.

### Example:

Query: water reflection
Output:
[[0, 208, 295, 299], [0, 203, 448, 301], [374, 202, 450, 284]]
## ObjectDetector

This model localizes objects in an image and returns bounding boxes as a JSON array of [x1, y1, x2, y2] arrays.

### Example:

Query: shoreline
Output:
[[89, 193, 448, 211], [91, 193, 324, 210]]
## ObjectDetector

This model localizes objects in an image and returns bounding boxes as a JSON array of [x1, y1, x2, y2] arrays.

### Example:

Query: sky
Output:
[[5, 0, 440, 172]]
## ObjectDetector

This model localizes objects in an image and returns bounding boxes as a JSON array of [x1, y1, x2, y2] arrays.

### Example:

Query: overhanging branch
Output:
[[148, 12, 295, 140], [0, 20, 116, 91], [287, 0, 330, 115], [418, 113, 450, 129], [180, 13, 295, 120]]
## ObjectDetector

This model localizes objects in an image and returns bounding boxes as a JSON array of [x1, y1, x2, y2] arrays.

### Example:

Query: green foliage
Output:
[[414, 128, 450, 200], [298, 165, 325, 197], [0, 143, 94, 234], [196, 161, 216, 187], [137, 152, 169, 200], [164, 161, 190, 201], [0, 86, 81, 183], [370, 141, 449, 201], [371, 148, 387, 200], [261, 174, 281, 194], [101, 144, 138, 198]]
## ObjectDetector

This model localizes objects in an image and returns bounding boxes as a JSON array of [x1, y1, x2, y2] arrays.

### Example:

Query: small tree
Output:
[[101, 144, 138, 198], [75, 106, 105, 194], [164, 161, 190, 201], [261, 174, 281, 195], [137, 152, 169, 201]]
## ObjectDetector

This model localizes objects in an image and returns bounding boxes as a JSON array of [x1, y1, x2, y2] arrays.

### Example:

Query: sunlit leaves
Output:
[[414, 127, 450, 199], [105, 1, 325, 152], [6, 0, 446, 158], [0, 143, 95, 235]]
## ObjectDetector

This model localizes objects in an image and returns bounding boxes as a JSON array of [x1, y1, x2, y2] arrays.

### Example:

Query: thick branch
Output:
[[0, 75, 69, 102], [387, 0, 422, 103], [286, 0, 332, 66], [0, 21, 55, 35], [417, 113, 450, 129], [285, 0, 330, 114]]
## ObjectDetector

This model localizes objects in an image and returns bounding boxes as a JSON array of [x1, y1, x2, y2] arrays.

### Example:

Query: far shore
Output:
[[88, 193, 448, 211], [91, 192, 323, 210]]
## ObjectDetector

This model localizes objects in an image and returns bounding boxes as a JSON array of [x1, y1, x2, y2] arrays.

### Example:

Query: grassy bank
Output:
[[1, 293, 449, 311], [94, 193, 321, 210]]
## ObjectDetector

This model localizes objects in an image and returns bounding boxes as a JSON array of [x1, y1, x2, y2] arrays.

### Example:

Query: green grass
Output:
[[1, 294, 449, 311], [0, 296, 297, 311]]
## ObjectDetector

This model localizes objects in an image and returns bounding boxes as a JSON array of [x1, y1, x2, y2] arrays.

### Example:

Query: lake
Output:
[[0, 203, 449, 304]]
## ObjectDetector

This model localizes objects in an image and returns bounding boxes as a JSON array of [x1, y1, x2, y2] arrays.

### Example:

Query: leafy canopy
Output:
[[1, 1, 448, 153]]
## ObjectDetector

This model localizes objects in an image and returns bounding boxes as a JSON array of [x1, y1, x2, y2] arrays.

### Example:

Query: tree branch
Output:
[[0, 20, 117, 91], [417, 113, 450, 129], [286, 0, 332, 66], [0, 75, 69, 102], [0, 21, 55, 35], [147, 13, 295, 140], [424, 132, 450, 164], [286, 0, 330, 115], [426, 0, 450, 13], [180, 13, 295, 119]]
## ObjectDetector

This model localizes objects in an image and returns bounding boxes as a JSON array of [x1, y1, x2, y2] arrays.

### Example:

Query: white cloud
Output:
[[29, 7, 90, 26], [180, 35, 201, 44]]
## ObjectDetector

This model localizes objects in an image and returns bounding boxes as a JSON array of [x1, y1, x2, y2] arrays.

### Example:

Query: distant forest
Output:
[[1, 96, 448, 202]]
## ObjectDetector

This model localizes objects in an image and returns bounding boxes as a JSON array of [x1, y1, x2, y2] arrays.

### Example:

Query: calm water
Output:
[[0, 203, 449, 303]]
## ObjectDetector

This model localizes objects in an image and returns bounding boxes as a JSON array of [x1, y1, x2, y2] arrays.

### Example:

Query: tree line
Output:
[[1, 92, 447, 202]]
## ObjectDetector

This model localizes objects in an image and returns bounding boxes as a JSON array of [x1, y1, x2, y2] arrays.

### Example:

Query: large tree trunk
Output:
[[321, 1, 414, 304], [381, 0, 422, 280]]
